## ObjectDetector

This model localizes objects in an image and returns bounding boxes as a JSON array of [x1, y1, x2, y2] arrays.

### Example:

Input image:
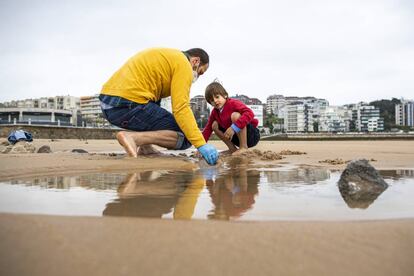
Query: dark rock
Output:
[[72, 149, 89, 154], [37, 145, 52, 153], [338, 159, 388, 209]]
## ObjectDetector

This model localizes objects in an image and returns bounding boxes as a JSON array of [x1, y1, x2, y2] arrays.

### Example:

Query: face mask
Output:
[[192, 61, 200, 83], [192, 70, 198, 83]]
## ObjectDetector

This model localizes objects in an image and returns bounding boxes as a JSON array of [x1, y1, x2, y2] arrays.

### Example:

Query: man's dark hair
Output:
[[184, 48, 209, 65], [205, 81, 228, 105]]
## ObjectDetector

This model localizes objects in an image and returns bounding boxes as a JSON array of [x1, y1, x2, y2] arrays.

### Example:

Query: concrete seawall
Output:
[[0, 125, 118, 139], [1, 124, 413, 140], [261, 133, 414, 140]]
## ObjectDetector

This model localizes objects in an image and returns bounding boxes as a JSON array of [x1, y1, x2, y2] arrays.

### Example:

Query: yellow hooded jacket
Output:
[[101, 48, 206, 148]]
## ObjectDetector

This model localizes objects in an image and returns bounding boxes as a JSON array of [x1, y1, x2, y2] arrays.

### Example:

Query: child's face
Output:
[[211, 94, 227, 109]]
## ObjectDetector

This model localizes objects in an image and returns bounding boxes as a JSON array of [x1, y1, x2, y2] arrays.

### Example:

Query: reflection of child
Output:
[[202, 82, 260, 155], [206, 168, 259, 220]]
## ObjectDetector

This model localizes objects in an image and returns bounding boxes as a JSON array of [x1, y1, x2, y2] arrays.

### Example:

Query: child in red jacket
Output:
[[202, 81, 260, 155]]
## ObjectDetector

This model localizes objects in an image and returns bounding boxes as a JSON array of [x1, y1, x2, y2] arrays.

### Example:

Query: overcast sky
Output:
[[0, 0, 413, 105]]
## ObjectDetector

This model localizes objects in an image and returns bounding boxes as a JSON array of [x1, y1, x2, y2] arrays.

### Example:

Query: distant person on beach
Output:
[[99, 47, 219, 165], [202, 81, 260, 155]]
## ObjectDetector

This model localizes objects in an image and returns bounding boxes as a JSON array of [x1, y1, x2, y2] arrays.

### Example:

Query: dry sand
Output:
[[0, 139, 414, 276]]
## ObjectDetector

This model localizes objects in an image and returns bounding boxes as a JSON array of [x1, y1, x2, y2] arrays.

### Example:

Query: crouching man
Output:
[[99, 47, 219, 165]]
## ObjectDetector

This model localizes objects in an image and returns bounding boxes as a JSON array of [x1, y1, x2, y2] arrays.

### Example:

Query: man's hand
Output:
[[198, 144, 219, 165], [224, 127, 235, 140]]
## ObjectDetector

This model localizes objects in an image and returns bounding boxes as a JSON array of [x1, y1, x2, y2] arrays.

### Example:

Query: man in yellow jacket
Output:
[[99, 47, 219, 165]]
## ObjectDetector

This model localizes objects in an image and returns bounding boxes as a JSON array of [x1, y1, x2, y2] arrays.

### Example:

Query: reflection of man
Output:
[[99, 47, 218, 165], [103, 172, 184, 218], [103, 171, 205, 219]]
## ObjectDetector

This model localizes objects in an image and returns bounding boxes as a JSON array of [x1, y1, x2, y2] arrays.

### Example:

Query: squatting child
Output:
[[202, 81, 260, 155]]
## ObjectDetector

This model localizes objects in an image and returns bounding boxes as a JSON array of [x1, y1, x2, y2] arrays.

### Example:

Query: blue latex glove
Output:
[[198, 144, 219, 165]]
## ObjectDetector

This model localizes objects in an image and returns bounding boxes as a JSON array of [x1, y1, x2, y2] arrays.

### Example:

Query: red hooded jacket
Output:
[[202, 98, 259, 142]]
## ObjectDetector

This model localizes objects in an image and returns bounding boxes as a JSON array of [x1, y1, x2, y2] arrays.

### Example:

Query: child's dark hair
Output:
[[205, 82, 229, 105]]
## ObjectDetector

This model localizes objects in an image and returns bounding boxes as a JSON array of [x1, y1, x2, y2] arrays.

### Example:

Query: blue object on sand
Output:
[[7, 130, 33, 144]]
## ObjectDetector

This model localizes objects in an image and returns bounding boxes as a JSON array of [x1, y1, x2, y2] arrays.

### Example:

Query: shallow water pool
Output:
[[0, 161, 413, 221]]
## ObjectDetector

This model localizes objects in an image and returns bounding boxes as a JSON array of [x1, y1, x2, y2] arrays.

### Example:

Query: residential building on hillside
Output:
[[352, 103, 384, 132], [267, 95, 328, 132], [266, 94, 286, 117], [284, 102, 308, 132], [318, 106, 352, 132], [190, 95, 210, 129], [80, 95, 106, 127], [2, 95, 79, 110], [282, 97, 329, 133], [396, 99, 414, 127], [231, 94, 262, 105], [230, 94, 264, 127], [248, 105, 264, 127], [191, 95, 209, 114]]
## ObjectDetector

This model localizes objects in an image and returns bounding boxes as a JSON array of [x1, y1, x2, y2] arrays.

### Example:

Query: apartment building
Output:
[[266, 94, 286, 117], [352, 103, 384, 132], [396, 100, 414, 127], [79, 95, 106, 126], [231, 94, 262, 105], [248, 105, 264, 127], [0, 95, 80, 126], [318, 106, 352, 132], [190, 95, 210, 129], [284, 102, 307, 132]]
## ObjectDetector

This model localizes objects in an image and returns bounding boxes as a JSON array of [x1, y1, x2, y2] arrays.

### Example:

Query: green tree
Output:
[[264, 113, 284, 133], [369, 98, 401, 131], [313, 121, 319, 132]]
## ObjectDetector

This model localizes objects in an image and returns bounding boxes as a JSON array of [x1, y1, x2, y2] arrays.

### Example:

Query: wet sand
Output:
[[1, 139, 414, 275], [0, 139, 413, 180]]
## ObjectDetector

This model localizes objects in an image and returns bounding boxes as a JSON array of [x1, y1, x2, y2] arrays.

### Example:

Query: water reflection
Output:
[[338, 169, 390, 210], [338, 183, 387, 209], [103, 157, 261, 220], [380, 170, 414, 180], [2, 167, 414, 220], [262, 168, 330, 187], [103, 171, 197, 218], [8, 174, 127, 190], [206, 157, 260, 220]]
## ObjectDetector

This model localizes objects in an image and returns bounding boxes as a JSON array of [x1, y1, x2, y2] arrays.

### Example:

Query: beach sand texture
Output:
[[0, 139, 413, 276]]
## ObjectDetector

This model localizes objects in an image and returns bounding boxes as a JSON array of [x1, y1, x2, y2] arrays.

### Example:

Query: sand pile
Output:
[[0, 139, 8, 146], [318, 158, 350, 165], [232, 149, 283, 160], [1, 141, 36, 154], [319, 158, 378, 165], [279, 150, 307, 155]]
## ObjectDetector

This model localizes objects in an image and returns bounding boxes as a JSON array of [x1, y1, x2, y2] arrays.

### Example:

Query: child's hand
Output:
[[224, 127, 235, 140]]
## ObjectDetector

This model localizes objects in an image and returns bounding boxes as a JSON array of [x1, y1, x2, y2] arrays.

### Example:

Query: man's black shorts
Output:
[[219, 124, 260, 148]]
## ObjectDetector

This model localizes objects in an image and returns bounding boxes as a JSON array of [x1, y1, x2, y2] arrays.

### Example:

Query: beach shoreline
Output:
[[0, 139, 413, 181], [0, 139, 413, 275]]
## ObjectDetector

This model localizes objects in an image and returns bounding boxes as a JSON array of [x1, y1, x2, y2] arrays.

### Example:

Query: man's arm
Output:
[[170, 67, 206, 148]]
